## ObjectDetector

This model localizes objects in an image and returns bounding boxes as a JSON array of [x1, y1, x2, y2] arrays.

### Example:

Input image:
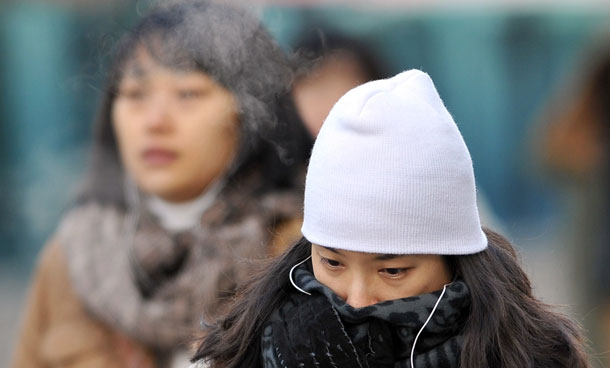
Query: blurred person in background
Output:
[[539, 34, 610, 366], [290, 27, 505, 234], [291, 28, 389, 138], [11, 1, 309, 367]]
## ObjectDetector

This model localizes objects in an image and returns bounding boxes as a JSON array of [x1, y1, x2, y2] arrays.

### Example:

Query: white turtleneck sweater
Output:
[[146, 180, 224, 233]]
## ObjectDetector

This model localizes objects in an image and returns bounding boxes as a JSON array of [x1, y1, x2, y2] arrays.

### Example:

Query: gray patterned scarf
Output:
[[261, 262, 470, 368], [58, 177, 302, 355]]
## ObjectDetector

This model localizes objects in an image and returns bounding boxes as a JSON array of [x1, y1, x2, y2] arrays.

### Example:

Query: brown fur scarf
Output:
[[59, 180, 302, 353]]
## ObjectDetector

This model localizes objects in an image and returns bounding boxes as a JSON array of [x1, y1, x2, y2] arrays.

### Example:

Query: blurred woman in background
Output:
[[540, 35, 610, 365], [292, 29, 388, 137], [290, 27, 505, 233], [11, 1, 308, 367]]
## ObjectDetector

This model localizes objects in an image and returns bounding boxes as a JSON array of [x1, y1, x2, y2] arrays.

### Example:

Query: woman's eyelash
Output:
[[380, 267, 410, 277], [320, 257, 341, 268], [178, 89, 203, 98], [384, 268, 403, 274], [178, 87, 212, 99]]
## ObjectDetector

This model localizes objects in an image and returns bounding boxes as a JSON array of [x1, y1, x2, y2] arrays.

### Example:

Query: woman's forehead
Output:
[[315, 244, 405, 261], [120, 43, 200, 79]]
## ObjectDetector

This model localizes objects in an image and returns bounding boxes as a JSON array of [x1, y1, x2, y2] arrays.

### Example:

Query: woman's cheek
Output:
[[316, 270, 345, 298]]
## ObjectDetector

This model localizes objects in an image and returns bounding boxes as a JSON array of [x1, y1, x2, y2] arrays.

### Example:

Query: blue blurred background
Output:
[[1, 0, 609, 365]]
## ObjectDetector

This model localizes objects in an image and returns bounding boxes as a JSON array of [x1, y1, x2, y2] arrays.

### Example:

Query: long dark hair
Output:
[[192, 229, 590, 368], [76, 0, 310, 208], [455, 230, 590, 367]]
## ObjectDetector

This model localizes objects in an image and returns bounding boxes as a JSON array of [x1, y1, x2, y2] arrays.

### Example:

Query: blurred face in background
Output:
[[112, 49, 239, 202], [311, 243, 452, 308], [293, 50, 370, 137]]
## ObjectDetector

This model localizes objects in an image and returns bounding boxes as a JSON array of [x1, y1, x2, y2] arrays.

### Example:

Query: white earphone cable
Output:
[[410, 283, 449, 368], [289, 256, 312, 296]]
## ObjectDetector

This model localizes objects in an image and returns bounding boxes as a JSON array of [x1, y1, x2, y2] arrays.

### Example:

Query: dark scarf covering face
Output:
[[58, 174, 302, 354], [261, 261, 471, 368]]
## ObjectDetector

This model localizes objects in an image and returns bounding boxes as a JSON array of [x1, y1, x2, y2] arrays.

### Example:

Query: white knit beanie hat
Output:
[[301, 69, 487, 255]]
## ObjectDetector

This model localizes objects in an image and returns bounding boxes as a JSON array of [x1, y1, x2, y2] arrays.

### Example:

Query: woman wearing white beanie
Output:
[[192, 70, 590, 368]]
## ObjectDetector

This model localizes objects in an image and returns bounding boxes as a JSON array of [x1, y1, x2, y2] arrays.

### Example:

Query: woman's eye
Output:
[[380, 268, 408, 278], [118, 88, 146, 100], [178, 89, 206, 100], [320, 257, 342, 269]]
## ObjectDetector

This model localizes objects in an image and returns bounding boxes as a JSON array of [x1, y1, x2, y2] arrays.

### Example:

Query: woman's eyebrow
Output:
[[375, 254, 400, 261], [321, 246, 400, 261], [122, 64, 147, 79], [321, 246, 342, 255]]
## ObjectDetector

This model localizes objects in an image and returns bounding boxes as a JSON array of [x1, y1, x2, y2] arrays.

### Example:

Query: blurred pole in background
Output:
[[1, 3, 80, 265], [0, 1, 139, 364], [0, 1, 138, 268]]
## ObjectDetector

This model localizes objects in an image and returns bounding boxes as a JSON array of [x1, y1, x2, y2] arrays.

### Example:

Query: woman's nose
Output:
[[144, 95, 172, 132], [345, 281, 378, 308]]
